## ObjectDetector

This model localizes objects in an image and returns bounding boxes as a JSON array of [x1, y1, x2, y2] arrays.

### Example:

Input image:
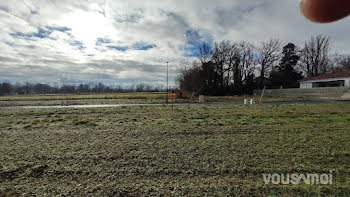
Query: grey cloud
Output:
[[164, 11, 189, 29], [0, 55, 21, 63], [115, 9, 144, 23], [1, 61, 167, 85], [0, 6, 8, 12], [0, 0, 350, 86], [87, 59, 166, 73]]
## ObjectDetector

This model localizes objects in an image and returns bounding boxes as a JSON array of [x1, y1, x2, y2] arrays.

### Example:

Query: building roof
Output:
[[300, 70, 350, 82]]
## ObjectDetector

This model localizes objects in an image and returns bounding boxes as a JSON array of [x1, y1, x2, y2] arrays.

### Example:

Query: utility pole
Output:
[[166, 62, 169, 105]]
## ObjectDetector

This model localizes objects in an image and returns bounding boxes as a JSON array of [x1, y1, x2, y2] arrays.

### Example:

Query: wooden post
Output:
[[259, 86, 266, 104]]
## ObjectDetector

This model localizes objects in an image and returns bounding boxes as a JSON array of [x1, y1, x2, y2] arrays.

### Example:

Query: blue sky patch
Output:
[[132, 42, 156, 50], [10, 28, 51, 39], [10, 26, 71, 40], [105, 42, 156, 52], [186, 29, 202, 46], [107, 45, 129, 51], [46, 26, 71, 32], [185, 29, 213, 57], [96, 37, 113, 45], [70, 40, 85, 50]]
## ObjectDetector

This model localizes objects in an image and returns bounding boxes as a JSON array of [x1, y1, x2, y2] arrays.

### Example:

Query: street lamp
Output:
[[166, 62, 169, 105]]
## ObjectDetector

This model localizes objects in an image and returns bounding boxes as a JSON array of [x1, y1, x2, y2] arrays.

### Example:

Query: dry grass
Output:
[[1, 103, 350, 196]]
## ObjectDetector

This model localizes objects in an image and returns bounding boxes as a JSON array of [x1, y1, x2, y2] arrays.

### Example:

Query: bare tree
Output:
[[199, 42, 212, 64], [176, 61, 201, 92], [1, 82, 13, 95], [231, 42, 255, 87], [225, 43, 239, 86], [300, 34, 331, 77], [332, 54, 350, 70], [212, 40, 232, 87], [256, 39, 281, 87]]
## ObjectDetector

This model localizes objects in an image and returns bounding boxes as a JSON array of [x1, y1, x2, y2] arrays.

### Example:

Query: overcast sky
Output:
[[0, 0, 349, 86]]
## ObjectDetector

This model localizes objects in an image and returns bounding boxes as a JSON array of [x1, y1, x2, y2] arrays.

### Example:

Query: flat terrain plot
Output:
[[1, 103, 350, 196], [0, 92, 175, 107], [0, 92, 316, 107]]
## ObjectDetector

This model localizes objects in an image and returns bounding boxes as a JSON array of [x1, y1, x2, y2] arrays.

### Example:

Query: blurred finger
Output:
[[301, 0, 350, 23]]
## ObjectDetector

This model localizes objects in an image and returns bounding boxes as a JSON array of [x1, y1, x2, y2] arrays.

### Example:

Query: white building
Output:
[[300, 70, 350, 89]]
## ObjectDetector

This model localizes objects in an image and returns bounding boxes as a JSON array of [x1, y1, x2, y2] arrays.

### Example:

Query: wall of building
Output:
[[300, 82, 313, 89], [300, 77, 350, 89], [345, 79, 350, 87], [254, 87, 350, 99]]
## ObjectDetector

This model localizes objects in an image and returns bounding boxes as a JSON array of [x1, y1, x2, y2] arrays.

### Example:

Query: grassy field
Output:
[[1, 103, 350, 196], [0, 92, 173, 107], [0, 92, 317, 107]]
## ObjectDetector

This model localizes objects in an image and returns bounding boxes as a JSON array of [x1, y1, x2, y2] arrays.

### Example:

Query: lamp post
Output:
[[166, 62, 169, 105]]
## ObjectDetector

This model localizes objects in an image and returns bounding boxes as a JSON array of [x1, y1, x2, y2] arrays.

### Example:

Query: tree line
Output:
[[0, 82, 169, 96], [177, 34, 350, 95]]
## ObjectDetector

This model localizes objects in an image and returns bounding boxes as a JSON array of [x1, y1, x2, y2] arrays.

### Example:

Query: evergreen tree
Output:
[[279, 43, 300, 72], [269, 43, 303, 88]]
